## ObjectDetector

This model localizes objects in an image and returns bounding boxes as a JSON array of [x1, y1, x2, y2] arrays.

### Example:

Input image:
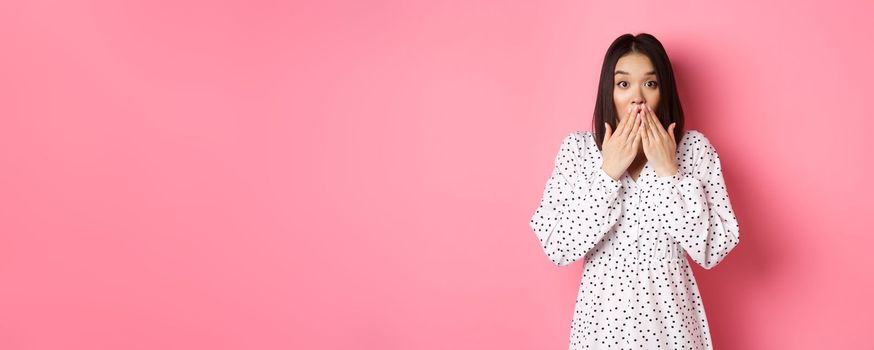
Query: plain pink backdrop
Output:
[[1, 0, 872, 349]]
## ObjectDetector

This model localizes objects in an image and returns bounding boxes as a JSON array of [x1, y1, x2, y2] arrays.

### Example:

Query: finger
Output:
[[634, 108, 643, 135], [646, 110, 659, 142], [626, 109, 641, 146], [639, 115, 648, 148], [640, 104, 655, 145], [632, 119, 642, 150], [610, 112, 624, 141], [628, 105, 643, 140], [638, 106, 648, 142], [618, 104, 634, 139], [604, 122, 612, 142], [646, 104, 668, 138], [643, 104, 659, 141]]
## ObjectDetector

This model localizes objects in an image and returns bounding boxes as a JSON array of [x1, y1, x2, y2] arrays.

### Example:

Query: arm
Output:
[[648, 133, 741, 269], [529, 132, 624, 266]]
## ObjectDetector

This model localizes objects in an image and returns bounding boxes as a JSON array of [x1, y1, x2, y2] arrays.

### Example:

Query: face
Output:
[[613, 53, 660, 125]]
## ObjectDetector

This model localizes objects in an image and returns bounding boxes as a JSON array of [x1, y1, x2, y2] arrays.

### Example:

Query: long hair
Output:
[[591, 33, 685, 150]]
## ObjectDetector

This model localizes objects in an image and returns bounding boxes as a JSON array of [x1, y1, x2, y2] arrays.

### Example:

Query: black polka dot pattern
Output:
[[529, 130, 740, 349]]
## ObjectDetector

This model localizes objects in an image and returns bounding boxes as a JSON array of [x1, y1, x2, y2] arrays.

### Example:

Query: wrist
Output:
[[600, 165, 621, 181], [655, 165, 679, 178]]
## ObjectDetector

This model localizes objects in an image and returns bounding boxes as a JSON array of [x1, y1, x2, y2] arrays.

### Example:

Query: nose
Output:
[[631, 94, 645, 106]]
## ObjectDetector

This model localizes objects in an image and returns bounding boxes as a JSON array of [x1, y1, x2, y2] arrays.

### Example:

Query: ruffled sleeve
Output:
[[648, 132, 741, 269], [529, 132, 623, 266]]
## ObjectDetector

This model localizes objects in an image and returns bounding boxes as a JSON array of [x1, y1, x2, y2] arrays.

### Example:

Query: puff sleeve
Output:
[[529, 132, 623, 266], [649, 133, 741, 269]]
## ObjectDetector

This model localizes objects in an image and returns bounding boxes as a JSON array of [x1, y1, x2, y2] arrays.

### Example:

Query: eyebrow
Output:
[[614, 70, 656, 76]]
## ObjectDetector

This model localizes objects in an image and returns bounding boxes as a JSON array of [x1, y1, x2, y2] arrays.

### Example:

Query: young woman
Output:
[[529, 33, 741, 349]]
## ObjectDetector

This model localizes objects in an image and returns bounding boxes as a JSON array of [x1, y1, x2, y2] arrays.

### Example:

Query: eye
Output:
[[616, 81, 628, 88], [646, 80, 659, 88]]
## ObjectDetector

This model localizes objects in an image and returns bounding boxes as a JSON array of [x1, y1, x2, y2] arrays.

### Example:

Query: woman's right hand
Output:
[[601, 105, 643, 181]]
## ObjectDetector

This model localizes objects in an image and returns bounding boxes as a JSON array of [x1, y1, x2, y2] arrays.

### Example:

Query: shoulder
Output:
[[552, 131, 598, 176], [567, 130, 597, 152], [558, 130, 589, 153], [563, 130, 588, 144], [682, 129, 705, 143], [553, 130, 592, 164], [678, 129, 725, 177], [566, 130, 596, 148], [680, 129, 714, 151]]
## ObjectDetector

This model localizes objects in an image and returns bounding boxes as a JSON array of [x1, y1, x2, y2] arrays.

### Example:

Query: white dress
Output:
[[529, 129, 740, 349]]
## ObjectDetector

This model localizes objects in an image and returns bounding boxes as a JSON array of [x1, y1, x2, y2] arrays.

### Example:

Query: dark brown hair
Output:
[[591, 33, 685, 150]]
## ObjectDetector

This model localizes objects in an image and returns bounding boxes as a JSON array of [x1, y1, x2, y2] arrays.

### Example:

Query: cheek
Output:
[[614, 98, 632, 117], [614, 91, 632, 107], [613, 94, 627, 110]]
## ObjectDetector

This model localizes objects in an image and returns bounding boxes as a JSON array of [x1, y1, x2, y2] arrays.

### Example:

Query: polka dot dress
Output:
[[529, 130, 740, 349]]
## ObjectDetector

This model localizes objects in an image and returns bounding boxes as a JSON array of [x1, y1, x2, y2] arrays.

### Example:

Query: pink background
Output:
[[1, 0, 872, 349]]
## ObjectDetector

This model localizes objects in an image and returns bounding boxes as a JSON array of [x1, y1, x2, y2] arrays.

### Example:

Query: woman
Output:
[[529, 33, 740, 349]]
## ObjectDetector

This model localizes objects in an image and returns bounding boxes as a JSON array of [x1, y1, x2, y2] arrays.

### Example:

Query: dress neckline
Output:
[[624, 161, 652, 186]]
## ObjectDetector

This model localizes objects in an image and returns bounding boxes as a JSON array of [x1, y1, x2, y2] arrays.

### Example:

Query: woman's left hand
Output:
[[639, 104, 679, 177]]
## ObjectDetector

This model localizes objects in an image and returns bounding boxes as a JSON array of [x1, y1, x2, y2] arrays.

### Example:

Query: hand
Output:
[[601, 104, 643, 180], [639, 103, 679, 177]]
